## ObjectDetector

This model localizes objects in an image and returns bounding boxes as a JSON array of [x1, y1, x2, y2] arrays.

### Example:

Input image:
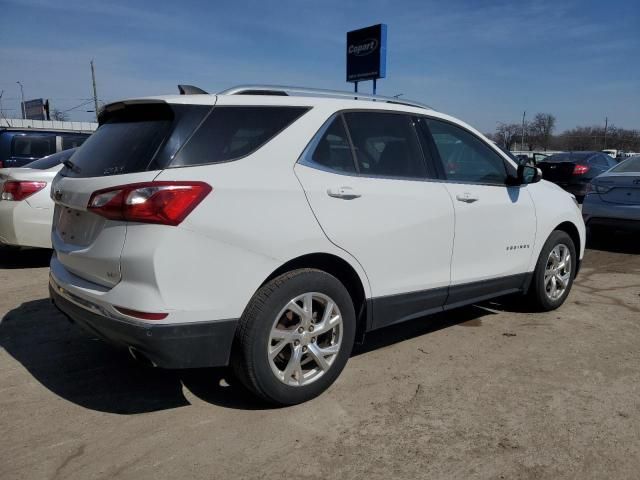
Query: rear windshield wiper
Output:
[[62, 159, 81, 173]]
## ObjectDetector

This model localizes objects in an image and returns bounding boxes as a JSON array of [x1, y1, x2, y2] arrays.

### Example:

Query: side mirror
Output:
[[518, 164, 542, 184]]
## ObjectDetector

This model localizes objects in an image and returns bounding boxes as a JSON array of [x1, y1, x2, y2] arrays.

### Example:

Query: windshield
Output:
[[25, 148, 76, 170]]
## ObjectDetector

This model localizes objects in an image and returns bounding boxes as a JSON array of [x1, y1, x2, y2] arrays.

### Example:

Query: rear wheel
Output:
[[232, 269, 356, 405], [528, 230, 576, 311]]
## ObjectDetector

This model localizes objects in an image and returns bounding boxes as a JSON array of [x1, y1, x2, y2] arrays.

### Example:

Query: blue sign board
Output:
[[346, 24, 387, 83]]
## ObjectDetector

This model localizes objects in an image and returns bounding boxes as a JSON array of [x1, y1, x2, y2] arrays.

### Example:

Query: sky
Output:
[[0, 0, 638, 133]]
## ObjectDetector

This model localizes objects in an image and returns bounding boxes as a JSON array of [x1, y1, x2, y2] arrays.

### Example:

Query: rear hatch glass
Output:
[[61, 102, 212, 178]]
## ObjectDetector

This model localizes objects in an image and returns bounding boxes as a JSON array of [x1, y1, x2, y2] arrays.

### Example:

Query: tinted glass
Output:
[[172, 107, 309, 167], [309, 117, 356, 173], [426, 119, 507, 184], [544, 153, 593, 163], [61, 103, 210, 178], [344, 112, 427, 179], [11, 134, 56, 158], [24, 148, 76, 170], [62, 134, 88, 150], [611, 156, 640, 173]]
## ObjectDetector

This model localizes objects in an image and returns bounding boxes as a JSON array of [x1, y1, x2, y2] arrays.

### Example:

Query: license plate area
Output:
[[54, 205, 106, 247]]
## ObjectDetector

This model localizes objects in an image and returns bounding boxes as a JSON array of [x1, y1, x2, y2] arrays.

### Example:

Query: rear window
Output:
[[611, 156, 640, 173], [11, 134, 56, 158], [62, 103, 210, 178], [25, 148, 76, 170], [543, 153, 593, 163], [171, 106, 309, 167]]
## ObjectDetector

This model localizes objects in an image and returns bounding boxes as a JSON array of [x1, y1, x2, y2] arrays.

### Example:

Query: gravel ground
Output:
[[1, 233, 639, 480]]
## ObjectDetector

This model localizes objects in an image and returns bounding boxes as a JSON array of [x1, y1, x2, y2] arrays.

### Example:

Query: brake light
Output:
[[88, 181, 212, 226], [572, 164, 590, 175], [1, 181, 47, 201], [114, 306, 168, 320]]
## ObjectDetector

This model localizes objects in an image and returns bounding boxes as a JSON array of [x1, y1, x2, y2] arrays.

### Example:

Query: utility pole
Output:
[[16, 81, 25, 119], [521, 111, 526, 151], [603, 116, 608, 149], [0, 90, 4, 118], [90, 59, 99, 121]]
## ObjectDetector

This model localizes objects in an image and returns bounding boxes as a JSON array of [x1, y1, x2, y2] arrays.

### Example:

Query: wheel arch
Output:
[[261, 253, 370, 342], [554, 221, 582, 274]]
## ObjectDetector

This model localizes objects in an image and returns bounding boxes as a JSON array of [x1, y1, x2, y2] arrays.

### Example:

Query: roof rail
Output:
[[218, 85, 433, 110]]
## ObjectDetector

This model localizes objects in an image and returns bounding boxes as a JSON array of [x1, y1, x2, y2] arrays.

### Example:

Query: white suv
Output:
[[49, 85, 585, 405]]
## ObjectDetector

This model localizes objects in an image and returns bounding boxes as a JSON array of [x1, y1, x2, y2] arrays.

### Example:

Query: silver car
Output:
[[583, 156, 640, 233]]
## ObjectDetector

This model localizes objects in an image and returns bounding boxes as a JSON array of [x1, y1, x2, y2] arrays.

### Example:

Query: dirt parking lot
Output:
[[1, 235, 639, 480]]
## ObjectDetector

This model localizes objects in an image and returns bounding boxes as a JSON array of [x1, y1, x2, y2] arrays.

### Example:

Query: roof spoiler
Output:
[[178, 84, 208, 95]]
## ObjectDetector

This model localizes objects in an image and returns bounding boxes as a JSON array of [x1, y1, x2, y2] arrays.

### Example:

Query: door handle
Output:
[[456, 193, 479, 203], [327, 186, 361, 200]]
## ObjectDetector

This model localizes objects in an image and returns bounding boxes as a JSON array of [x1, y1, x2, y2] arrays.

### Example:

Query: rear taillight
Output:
[[87, 181, 211, 226], [1, 181, 47, 201], [572, 164, 590, 175]]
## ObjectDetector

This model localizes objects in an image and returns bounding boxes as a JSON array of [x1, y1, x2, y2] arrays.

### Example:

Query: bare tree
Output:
[[51, 108, 69, 121], [530, 113, 556, 151], [495, 123, 521, 150]]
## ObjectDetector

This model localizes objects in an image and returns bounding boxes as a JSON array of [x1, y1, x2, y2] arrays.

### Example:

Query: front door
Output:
[[420, 117, 536, 304]]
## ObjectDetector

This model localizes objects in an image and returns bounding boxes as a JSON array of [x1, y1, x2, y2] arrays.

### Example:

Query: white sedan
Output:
[[0, 149, 76, 249]]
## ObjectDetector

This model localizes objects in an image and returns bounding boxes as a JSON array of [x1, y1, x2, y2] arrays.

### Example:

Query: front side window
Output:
[[343, 112, 427, 179], [308, 117, 356, 173], [426, 119, 508, 184]]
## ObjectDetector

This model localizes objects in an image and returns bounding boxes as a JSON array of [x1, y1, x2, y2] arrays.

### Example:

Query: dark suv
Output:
[[0, 128, 90, 168]]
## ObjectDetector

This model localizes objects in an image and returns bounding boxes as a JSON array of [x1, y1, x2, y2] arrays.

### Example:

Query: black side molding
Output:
[[178, 85, 209, 95]]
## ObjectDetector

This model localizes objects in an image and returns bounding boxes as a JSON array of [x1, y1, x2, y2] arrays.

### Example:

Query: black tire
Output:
[[232, 268, 356, 406], [528, 230, 577, 311]]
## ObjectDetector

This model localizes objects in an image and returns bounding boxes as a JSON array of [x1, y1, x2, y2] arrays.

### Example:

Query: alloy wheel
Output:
[[268, 292, 343, 387]]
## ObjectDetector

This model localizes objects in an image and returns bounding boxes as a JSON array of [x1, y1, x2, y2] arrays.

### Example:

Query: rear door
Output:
[[295, 111, 454, 328], [51, 101, 212, 287], [420, 117, 536, 298]]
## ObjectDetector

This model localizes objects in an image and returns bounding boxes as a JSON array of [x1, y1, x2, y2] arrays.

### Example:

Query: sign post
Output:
[[346, 24, 387, 95]]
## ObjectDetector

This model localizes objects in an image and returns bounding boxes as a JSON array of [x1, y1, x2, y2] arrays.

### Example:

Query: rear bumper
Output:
[[560, 183, 589, 198], [50, 278, 238, 369], [584, 217, 640, 232]]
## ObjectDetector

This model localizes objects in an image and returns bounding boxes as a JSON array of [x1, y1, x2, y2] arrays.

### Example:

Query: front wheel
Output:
[[232, 269, 356, 405], [528, 230, 577, 311]]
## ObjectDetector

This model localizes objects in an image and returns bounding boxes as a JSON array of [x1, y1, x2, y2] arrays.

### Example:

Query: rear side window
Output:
[[172, 107, 309, 167], [62, 103, 210, 178], [308, 117, 356, 174], [11, 134, 56, 158], [343, 112, 427, 179], [426, 119, 508, 184]]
